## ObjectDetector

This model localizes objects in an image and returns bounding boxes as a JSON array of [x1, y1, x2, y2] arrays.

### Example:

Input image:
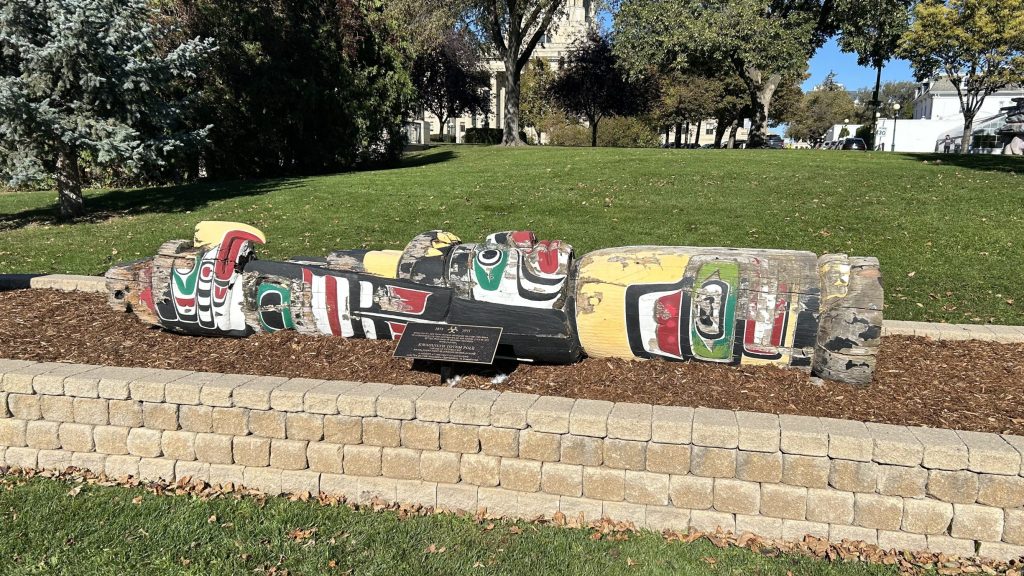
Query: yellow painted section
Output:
[[426, 232, 462, 257], [363, 250, 402, 278], [193, 221, 266, 248], [574, 247, 691, 358]]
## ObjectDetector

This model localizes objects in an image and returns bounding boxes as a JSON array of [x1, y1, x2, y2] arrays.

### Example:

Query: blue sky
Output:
[[806, 38, 917, 91]]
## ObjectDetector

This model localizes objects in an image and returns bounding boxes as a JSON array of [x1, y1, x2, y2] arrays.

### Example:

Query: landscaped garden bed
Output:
[[4, 289, 1021, 436]]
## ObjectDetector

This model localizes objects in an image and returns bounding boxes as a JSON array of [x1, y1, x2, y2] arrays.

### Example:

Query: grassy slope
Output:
[[1, 146, 1021, 324], [0, 477, 897, 576]]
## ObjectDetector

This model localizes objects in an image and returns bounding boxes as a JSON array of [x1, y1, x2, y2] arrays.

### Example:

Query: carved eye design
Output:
[[477, 249, 503, 267]]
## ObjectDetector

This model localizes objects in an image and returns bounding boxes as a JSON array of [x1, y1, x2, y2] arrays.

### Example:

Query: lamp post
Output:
[[891, 103, 901, 152], [874, 112, 881, 150]]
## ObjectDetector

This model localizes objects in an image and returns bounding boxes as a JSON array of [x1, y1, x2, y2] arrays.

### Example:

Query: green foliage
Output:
[[0, 0, 214, 218], [547, 116, 660, 147], [520, 58, 561, 136], [835, 0, 915, 70], [851, 82, 917, 121], [900, 0, 1024, 151], [856, 124, 876, 148], [655, 73, 723, 128], [786, 86, 857, 142], [463, 128, 528, 144], [176, 0, 414, 178], [412, 30, 491, 134]]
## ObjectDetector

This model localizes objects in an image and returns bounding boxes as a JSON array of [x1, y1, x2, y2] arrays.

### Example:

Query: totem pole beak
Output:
[[193, 221, 267, 248]]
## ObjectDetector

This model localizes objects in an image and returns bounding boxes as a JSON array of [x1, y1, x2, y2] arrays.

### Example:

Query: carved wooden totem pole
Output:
[[106, 221, 883, 384]]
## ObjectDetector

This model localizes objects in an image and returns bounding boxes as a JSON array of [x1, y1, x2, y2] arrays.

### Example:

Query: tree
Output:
[[548, 31, 654, 147], [835, 0, 915, 133], [520, 57, 561, 141], [462, 0, 568, 145], [412, 30, 492, 139], [852, 81, 917, 121], [174, 0, 414, 178], [654, 73, 723, 147], [786, 73, 856, 142], [615, 0, 835, 148], [900, 0, 1024, 153], [0, 0, 214, 219]]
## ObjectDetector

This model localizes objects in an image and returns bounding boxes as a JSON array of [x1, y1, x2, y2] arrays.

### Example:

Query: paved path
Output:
[[3, 274, 1022, 343]]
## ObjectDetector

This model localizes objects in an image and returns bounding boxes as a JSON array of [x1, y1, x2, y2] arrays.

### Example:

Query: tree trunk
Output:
[[674, 122, 682, 148], [743, 66, 780, 149], [960, 115, 974, 154], [57, 147, 84, 220], [694, 119, 702, 146], [727, 120, 739, 149], [870, 63, 882, 139], [714, 117, 729, 148], [502, 59, 526, 146], [591, 117, 599, 147]]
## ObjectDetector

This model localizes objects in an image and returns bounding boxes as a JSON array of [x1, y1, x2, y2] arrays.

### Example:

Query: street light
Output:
[[875, 112, 881, 150], [891, 103, 901, 152]]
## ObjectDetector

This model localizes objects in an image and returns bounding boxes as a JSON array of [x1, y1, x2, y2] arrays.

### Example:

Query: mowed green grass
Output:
[[1, 145, 1021, 324], [0, 476, 898, 576]]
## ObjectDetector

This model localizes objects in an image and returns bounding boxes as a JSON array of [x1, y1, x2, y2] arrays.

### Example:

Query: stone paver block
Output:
[[140, 458, 178, 482], [323, 415, 361, 444], [582, 466, 624, 501], [1004, 509, 1024, 546], [106, 455, 141, 479], [478, 487, 520, 519], [821, 418, 873, 462], [285, 412, 323, 442], [248, 410, 286, 439], [243, 467, 282, 495], [780, 414, 828, 456], [127, 369, 194, 403], [233, 436, 270, 467], [669, 474, 713, 510], [877, 530, 927, 553], [108, 400, 143, 428], [162, 430, 197, 461], [396, 480, 437, 508], [199, 373, 254, 407], [782, 520, 829, 541], [928, 470, 979, 504], [736, 451, 783, 483], [713, 478, 760, 515], [958, 430, 1021, 475], [356, 477, 398, 504], [560, 434, 603, 466], [647, 442, 690, 475], [3, 363, 63, 394], [603, 500, 646, 528], [867, 423, 923, 466], [736, 515, 783, 540], [646, 505, 691, 533], [415, 386, 465, 423], [912, 427, 969, 471], [978, 542, 1024, 562], [71, 452, 107, 474], [559, 496, 605, 525], [877, 465, 927, 498], [303, 381, 354, 415], [542, 462, 583, 497], [854, 493, 904, 531], [232, 376, 289, 410], [343, 444, 381, 476], [73, 398, 108, 425], [652, 405, 693, 445], [519, 491, 559, 521], [179, 405, 213, 433], [420, 450, 460, 484], [449, 389, 500, 425], [569, 399, 614, 438], [623, 470, 669, 506], [607, 402, 653, 441], [307, 442, 344, 474], [977, 474, 1024, 508], [526, 395, 574, 434], [603, 438, 646, 471], [93, 426, 129, 455], [782, 454, 829, 488], [829, 525, 878, 546], [39, 395, 72, 422], [4, 446, 38, 469], [142, 402, 178, 431], [690, 446, 736, 478], [436, 483, 478, 513], [166, 372, 221, 405], [692, 407, 738, 448], [400, 420, 439, 451], [902, 498, 953, 535], [8, 394, 41, 420], [490, 392, 538, 429], [478, 427, 518, 458], [32, 363, 97, 395], [280, 470, 320, 496], [736, 411, 780, 453], [337, 382, 393, 417], [376, 385, 427, 420], [211, 407, 249, 436], [830, 459, 878, 493], [461, 453, 501, 487], [689, 510, 736, 534], [0, 419, 27, 447], [806, 488, 854, 524], [195, 433, 233, 464], [519, 430, 560, 462], [58, 423, 94, 452], [1002, 434, 1024, 474], [760, 483, 807, 520], [126, 428, 162, 457], [381, 447, 422, 480], [952, 503, 1004, 542], [270, 439, 308, 470], [270, 378, 324, 413], [501, 458, 542, 492], [25, 421, 60, 450], [926, 535, 976, 557], [440, 423, 480, 454]]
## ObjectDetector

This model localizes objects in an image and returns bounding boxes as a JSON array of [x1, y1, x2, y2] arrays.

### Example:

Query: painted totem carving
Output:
[[106, 221, 884, 384]]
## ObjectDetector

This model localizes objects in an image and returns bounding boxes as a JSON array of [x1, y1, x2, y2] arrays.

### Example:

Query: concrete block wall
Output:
[[1, 358, 1023, 561]]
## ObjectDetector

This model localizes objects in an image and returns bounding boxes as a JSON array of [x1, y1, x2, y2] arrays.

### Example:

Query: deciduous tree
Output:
[[412, 30, 492, 139], [0, 0, 214, 219], [786, 78, 857, 142], [900, 0, 1024, 153]]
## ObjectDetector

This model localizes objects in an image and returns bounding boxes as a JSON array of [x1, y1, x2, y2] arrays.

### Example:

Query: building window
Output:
[[705, 125, 714, 135]]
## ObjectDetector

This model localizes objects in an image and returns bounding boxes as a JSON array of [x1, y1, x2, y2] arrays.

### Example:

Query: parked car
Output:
[[840, 137, 867, 151], [765, 134, 785, 149]]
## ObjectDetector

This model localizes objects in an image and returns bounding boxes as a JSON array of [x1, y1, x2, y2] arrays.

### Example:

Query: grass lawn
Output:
[[0, 475, 899, 576], [1, 145, 1022, 324]]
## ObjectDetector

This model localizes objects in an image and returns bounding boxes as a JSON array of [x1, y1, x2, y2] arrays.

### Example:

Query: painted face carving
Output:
[[467, 231, 573, 309]]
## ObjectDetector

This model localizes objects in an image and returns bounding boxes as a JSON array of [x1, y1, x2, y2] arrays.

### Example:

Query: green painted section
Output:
[[171, 257, 202, 296], [689, 260, 739, 361], [473, 248, 509, 292], [257, 283, 294, 331]]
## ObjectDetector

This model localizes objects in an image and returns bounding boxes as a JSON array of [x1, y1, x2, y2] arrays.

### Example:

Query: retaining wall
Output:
[[1, 358, 1022, 561]]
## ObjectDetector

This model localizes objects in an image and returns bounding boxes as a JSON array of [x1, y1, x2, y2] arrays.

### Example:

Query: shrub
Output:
[[463, 128, 528, 144], [547, 116, 660, 148], [855, 125, 875, 149]]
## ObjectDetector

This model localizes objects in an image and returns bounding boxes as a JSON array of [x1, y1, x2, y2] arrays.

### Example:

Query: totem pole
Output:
[[106, 222, 883, 384]]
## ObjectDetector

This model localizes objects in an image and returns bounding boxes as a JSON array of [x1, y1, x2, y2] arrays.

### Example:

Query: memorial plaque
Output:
[[393, 323, 503, 364]]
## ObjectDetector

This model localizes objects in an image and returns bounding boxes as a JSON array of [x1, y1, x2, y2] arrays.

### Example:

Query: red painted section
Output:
[[325, 275, 343, 336], [510, 231, 535, 247], [534, 240, 562, 274], [214, 230, 264, 284], [140, 287, 156, 312], [387, 322, 407, 340], [655, 290, 683, 357], [388, 286, 431, 315]]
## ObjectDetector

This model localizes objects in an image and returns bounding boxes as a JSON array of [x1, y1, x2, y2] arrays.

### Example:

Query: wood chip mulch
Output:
[[1, 290, 1022, 435]]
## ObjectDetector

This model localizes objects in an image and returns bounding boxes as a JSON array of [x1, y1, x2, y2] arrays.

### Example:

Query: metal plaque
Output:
[[393, 323, 503, 365]]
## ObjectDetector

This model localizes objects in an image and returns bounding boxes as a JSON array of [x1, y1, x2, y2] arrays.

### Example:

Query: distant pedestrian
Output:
[[943, 135, 952, 153]]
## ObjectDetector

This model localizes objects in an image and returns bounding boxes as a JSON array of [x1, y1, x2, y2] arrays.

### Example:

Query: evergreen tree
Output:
[[0, 0, 214, 218]]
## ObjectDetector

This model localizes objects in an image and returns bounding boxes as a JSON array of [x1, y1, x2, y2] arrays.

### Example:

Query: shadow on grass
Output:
[[902, 152, 1024, 173], [391, 148, 456, 169]]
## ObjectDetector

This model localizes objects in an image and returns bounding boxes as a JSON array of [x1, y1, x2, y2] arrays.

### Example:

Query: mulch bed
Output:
[[1, 289, 1022, 435]]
